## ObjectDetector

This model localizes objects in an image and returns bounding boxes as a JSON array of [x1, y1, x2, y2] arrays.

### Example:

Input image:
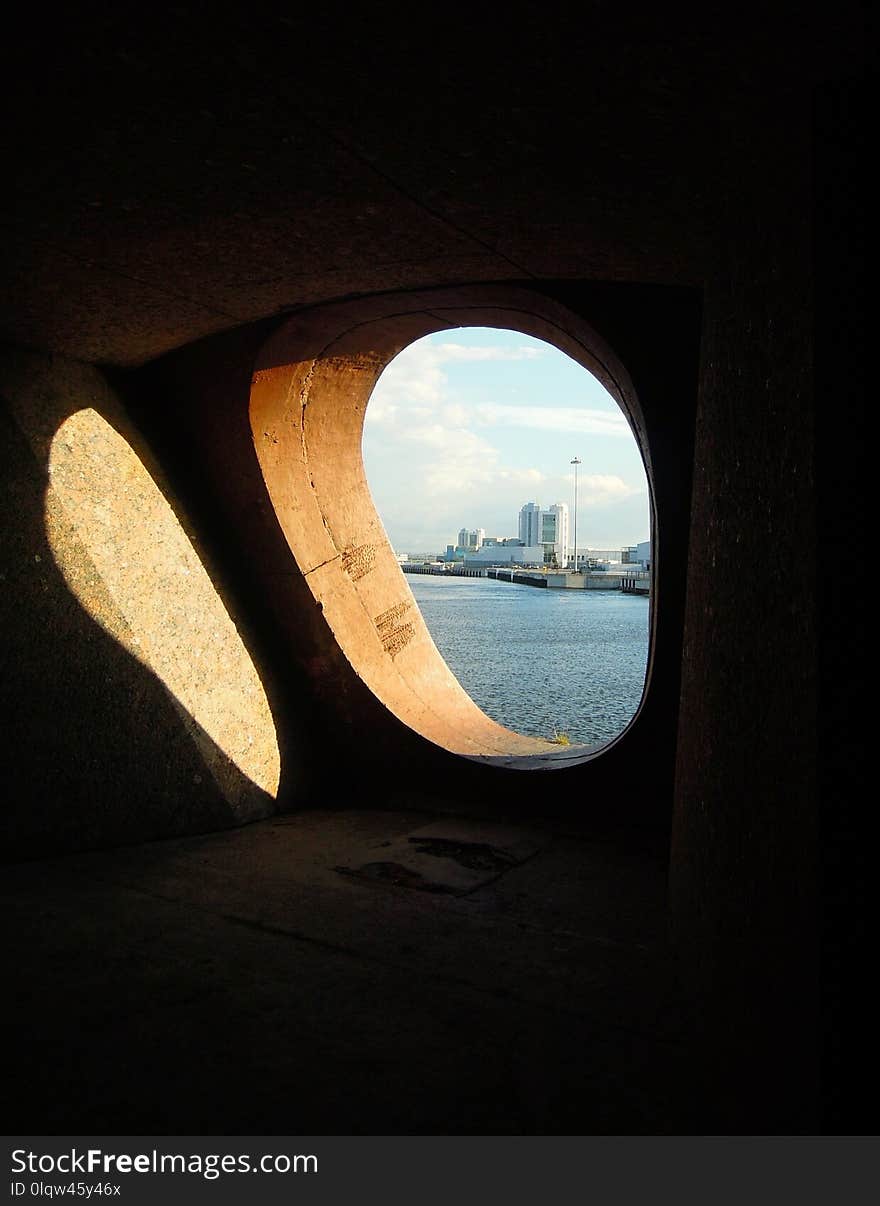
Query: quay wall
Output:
[[400, 563, 650, 593]]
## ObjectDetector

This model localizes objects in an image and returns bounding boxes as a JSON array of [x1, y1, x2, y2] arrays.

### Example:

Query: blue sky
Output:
[[362, 327, 650, 555]]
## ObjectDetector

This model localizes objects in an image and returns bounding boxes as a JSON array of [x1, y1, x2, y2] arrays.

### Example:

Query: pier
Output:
[[400, 563, 486, 578], [401, 562, 650, 594]]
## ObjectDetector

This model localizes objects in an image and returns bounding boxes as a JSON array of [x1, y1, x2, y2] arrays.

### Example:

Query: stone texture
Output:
[[1, 809, 684, 1135], [1, 347, 279, 855], [0, 7, 867, 1134]]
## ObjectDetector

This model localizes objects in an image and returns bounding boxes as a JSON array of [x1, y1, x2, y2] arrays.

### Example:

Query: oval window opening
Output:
[[362, 327, 651, 752]]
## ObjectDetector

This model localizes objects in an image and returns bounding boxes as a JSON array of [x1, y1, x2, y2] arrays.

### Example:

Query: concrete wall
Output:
[[1, 346, 281, 857], [668, 83, 818, 1130], [115, 280, 699, 828], [0, 8, 865, 1132]]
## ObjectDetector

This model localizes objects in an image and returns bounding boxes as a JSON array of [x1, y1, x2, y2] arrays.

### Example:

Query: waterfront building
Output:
[[447, 528, 486, 561], [456, 527, 485, 553], [449, 507, 641, 574], [464, 543, 545, 566], [518, 502, 542, 547], [519, 501, 569, 566], [543, 503, 569, 567]]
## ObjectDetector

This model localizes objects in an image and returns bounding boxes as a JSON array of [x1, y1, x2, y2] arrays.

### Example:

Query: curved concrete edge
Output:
[[250, 284, 653, 765]]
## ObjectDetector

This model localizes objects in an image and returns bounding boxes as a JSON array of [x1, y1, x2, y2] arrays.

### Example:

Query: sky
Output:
[[362, 327, 651, 556]]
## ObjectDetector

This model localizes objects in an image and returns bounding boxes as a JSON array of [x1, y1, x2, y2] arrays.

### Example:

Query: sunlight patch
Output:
[[46, 408, 281, 802]]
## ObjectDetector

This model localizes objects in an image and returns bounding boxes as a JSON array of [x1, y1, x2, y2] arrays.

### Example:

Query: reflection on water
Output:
[[408, 574, 649, 747]]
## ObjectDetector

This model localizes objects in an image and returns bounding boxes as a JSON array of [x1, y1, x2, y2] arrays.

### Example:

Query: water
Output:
[[407, 574, 650, 747]]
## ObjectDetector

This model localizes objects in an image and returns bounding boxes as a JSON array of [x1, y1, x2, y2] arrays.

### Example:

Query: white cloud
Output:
[[474, 404, 630, 437], [497, 467, 545, 484], [364, 343, 447, 418], [401, 423, 489, 456], [432, 343, 544, 363], [364, 341, 546, 429], [439, 403, 470, 426], [362, 330, 649, 551], [575, 473, 641, 506]]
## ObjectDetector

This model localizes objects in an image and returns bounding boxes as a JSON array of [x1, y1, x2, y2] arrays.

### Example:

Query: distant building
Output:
[[543, 503, 569, 566], [457, 527, 485, 551], [518, 502, 542, 547], [564, 544, 649, 571], [448, 506, 643, 573], [519, 501, 569, 566], [464, 543, 545, 566]]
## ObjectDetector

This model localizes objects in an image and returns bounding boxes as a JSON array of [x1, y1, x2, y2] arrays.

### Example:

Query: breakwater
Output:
[[400, 563, 486, 578], [401, 562, 650, 593], [486, 568, 547, 588]]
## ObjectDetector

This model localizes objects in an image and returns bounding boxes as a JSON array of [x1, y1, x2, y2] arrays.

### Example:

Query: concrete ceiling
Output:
[[1, 6, 864, 366]]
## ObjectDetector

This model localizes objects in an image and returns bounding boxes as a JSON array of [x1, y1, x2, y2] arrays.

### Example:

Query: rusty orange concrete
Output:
[[250, 285, 651, 763]]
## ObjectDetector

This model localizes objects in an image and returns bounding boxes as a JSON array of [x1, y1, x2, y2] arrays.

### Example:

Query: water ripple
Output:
[[408, 575, 649, 747]]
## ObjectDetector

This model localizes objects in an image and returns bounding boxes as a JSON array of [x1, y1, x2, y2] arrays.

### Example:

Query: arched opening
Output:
[[362, 327, 651, 749], [250, 285, 655, 767]]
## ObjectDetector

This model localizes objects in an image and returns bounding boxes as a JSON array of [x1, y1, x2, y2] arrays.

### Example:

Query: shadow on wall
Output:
[[1, 347, 282, 860], [125, 281, 699, 834]]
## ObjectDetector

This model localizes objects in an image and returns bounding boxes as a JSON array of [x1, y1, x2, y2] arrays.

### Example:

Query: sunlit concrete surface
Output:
[[1, 348, 280, 853], [251, 286, 646, 765], [46, 407, 280, 802]]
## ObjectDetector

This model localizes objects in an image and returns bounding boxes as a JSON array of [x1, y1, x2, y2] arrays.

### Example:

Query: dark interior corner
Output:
[[1, 6, 869, 1137]]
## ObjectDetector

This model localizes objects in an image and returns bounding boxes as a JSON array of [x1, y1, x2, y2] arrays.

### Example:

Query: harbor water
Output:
[[407, 573, 650, 747]]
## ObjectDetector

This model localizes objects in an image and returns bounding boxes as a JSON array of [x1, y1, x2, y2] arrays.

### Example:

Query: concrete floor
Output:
[[3, 808, 696, 1135]]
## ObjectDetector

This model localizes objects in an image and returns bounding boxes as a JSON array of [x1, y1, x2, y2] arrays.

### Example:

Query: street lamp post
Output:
[[570, 456, 581, 571]]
